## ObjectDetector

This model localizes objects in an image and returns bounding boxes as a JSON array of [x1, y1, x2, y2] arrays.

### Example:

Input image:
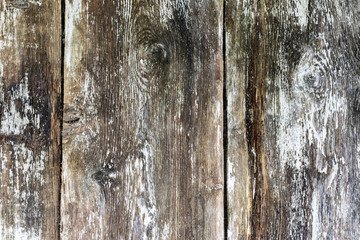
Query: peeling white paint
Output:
[[292, 0, 309, 28], [126, 141, 159, 240], [227, 161, 235, 194], [0, 74, 40, 135], [159, 1, 173, 24], [311, 187, 320, 240], [0, 143, 46, 240], [277, 33, 353, 238]]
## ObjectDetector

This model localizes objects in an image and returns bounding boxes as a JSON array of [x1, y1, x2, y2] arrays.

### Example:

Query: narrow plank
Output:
[[227, 0, 360, 238], [224, 0, 252, 238], [0, 0, 61, 239], [62, 0, 224, 239]]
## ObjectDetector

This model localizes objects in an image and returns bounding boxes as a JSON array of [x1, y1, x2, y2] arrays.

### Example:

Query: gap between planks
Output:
[[58, 0, 66, 239], [222, 0, 229, 239]]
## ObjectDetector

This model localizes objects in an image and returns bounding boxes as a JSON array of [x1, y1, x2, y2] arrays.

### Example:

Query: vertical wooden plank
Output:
[[225, 0, 252, 238], [62, 0, 223, 239], [0, 0, 61, 239], [227, 0, 360, 238]]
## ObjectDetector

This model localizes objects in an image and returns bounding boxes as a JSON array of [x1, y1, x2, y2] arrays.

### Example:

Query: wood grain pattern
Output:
[[0, 0, 358, 238], [226, 0, 360, 239], [224, 0, 252, 238], [61, 0, 224, 239], [0, 0, 61, 239]]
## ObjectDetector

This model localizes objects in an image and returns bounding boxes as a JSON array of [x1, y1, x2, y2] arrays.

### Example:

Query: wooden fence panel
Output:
[[0, 0, 61, 239], [0, 0, 358, 239], [226, 0, 360, 239], [62, 0, 223, 239]]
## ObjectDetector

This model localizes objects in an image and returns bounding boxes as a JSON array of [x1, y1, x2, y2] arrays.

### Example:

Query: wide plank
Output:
[[62, 0, 224, 239], [226, 0, 360, 238]]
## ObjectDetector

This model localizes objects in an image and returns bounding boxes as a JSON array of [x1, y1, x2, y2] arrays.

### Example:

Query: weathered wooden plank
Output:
[[224, 0, 252, 238], [226, 0, 360, 239], [62, 0, 224, 239], [0, 0, 61, 239]]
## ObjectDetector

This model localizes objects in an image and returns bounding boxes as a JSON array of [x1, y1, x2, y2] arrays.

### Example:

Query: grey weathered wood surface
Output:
[[61, 0, 224, 239], [0, 0, 61, 239], [226, 0, 360, 239], [0, 0, 359, 239]]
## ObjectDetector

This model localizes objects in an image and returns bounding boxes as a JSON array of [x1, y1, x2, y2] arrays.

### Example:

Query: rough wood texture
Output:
[[1, 0, 359, 238], [0, 0, 61, 239], [226, 0, 360, 239], [62, 0, 223, 239]]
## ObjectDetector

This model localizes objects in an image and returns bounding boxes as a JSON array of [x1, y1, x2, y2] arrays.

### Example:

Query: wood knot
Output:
[[92, 164, 116, 187], [149, 43, 169, 65], [63, 108, 82, 124], [132, 15, 171, 91], [297, 70, 327, 101], [138, 41, 170, 71], [303, 73, 326, 92], [92, 169, 112, 187], [62, 107, 84, 140], [295, 48, 330, 101]]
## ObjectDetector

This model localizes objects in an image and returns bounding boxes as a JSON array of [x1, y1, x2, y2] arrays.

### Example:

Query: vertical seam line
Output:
[[223, 0, 228, 239], [58, 0, 65, 239]]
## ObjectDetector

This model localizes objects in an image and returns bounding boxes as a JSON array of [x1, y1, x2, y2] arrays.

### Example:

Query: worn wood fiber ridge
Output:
[[226, 0, 360, 239], [0, 0, 62, 239], [62, 0, 224, 239]]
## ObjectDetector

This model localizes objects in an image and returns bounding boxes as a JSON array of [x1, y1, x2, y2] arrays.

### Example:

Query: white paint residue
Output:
[[159, 1, 174, 24], [278, 44, 347, 171], [0, 143, 46, 239], [242, 0, 254, 21], [278, 38, 350, 238], [277, 34, 352, 239], [162, 223, 170, 239], [0, 217, 40, 240], [277, 89, 308, 170], [311, 187, 320, 240], [138, 143, 158, 239], [0, 5, 19, 51], [326, 162, 338, 190], [0, 74, 40, 135], [124, 141, 159, 240], [293, 0, 309, 28], [174, 0, 191, 29], [65, 0, 83, 69], [227, 161, 235, 194]]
